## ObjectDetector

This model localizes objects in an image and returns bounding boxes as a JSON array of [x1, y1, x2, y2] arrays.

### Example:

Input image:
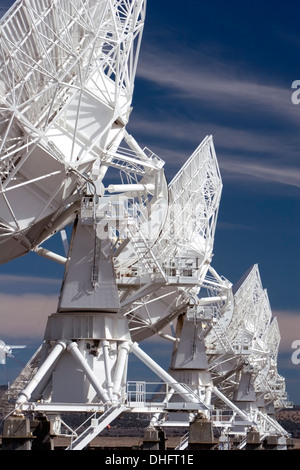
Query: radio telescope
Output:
[[0, 0, 290, 451], [0, 340, 26, 365]]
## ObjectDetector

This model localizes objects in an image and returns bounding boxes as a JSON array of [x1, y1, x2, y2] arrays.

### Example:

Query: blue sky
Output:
[[0, 1, 299, 404]]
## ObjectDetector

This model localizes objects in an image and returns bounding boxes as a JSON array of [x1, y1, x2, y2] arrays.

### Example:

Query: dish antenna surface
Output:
[[0, 0, 291, 451]]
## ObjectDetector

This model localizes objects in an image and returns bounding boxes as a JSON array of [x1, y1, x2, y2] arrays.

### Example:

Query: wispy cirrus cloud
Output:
[[128, 114, 300, 189], [136, 46, 297, 124], [130, 115, 299, 161], [219, 158, 300, 188], [130, 42, 300, 191]]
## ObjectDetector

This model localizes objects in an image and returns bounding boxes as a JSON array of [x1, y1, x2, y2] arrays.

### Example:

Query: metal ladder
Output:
[[176, 432, 189, 450], [211, 322, 234, 353], [66, 404, 127, 450], [126, 207, 167, 280]]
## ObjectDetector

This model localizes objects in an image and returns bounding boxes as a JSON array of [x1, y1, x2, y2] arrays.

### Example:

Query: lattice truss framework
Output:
[[156, 136, 222, 275], [0, 0, 290, 443], [204, 264, 288, 407], [0, 0, 143, 132], [119, 136, 223, 342], [0, 0, 149, 262]]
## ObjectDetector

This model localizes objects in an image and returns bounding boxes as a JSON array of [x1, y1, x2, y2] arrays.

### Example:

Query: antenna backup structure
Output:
[[0, 0, 291, 450]]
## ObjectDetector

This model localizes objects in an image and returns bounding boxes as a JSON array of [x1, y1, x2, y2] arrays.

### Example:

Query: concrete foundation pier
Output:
[[245, 430, 262, 450], [188, 417, 215, 450], [142, 427, 166, 450], [1, 415, 55, 450], [1, 417, 33, 450]]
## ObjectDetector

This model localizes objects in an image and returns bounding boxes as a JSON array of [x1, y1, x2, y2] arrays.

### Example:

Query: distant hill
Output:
[[276, 406, 300, 438]]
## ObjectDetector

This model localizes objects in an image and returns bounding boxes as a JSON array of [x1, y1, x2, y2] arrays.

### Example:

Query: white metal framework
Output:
[[0, 0, 149, 262], [0, 0, 291, 451], [0, 340, 26, 365]]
